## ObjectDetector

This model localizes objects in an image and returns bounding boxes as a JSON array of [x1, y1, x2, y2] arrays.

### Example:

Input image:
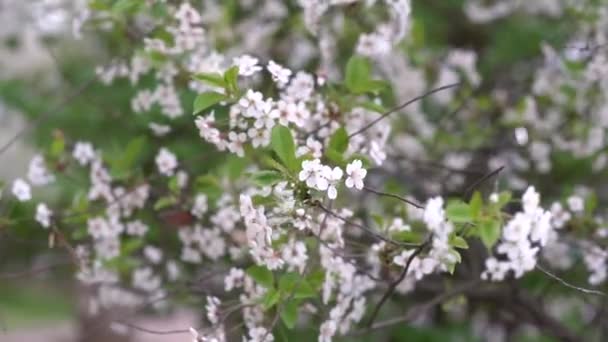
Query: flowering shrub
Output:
[[1, 0, 608, 341]]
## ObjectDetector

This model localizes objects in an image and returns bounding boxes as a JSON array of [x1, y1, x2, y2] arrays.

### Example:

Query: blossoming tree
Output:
[[1, 0, 607, 341]]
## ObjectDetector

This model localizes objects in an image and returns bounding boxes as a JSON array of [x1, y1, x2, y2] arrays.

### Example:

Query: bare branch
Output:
[[365, 238, 430, 327], [316, 203, 420, 248], [348, 83, 461, 139], [363, 186, 424, 209], [536, 264, 606, 297], [462, 165, 505, 199]]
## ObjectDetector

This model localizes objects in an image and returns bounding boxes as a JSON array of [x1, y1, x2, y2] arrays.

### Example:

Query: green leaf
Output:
[[307, 270, 325, 290], [450, 235, 469, 249], [479, 219, 501, 249], [328, 127, 349, 154], [278, 272, 299, 293], [112, 0, 140, 13], [154, 196, 177, 210], [446, 201, 472, 223], [293, 281, 317, 299], [251, 170, 284, 187], [469, 192, 482, 219], [50, 135, 65, 158], [281, 300, 299, 329], [247, 265, 274, 288], [345, 56, 387, 94], [496, 191, 512, 207], [224, 66, 240, 94], [168, 176, 180, 194], [345, 56, 372, 94], [325, 148, 345, 165], [223, 155, 248, 181], [109, 136, 146, 179], [193, 91, 227, 114], [122, 238, 143, 255], [271, 125, 298, 173], [262, 288, 281, 310], [193, 72, 226, 88], [585, 193, 597, 215], [195, 175, 223, 201], [359, 101, 387, 113]]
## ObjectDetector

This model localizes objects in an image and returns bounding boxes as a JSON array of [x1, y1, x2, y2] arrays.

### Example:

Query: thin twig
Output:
[[536, 264, 606, 297], [111, 322, 190, 335], [363, 186, 423, 209], [316, 203, 419, 248], [0, 261, 71, 279], [462, 165, 505, 199], [348, 83, 461, 138], [365, 238, 430, 327], [0, 77, 97, 157], [350, 279, 480, 336]]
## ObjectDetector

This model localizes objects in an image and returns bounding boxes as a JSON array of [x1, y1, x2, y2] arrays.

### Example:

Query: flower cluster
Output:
[[483, 187, 553, 281]]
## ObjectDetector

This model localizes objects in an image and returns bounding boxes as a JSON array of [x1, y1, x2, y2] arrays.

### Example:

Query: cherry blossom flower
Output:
[[234, 54, 262, 76], [11, 178, 31, 202], [73, 142, 96, 165], [345, 159, 367, 190], [155, 147, 178, 176], [35, 203, 52, 228], [267, 60, 292, 87]]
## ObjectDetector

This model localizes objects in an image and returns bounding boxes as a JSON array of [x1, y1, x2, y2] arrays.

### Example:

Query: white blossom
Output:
[[12, 178, 31, 202], [155, 148, 178, 176], [35, 203, 52, 228], [345, 159, 367, 190]]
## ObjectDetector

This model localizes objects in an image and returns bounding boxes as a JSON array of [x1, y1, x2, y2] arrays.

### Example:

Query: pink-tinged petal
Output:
[[328, 186, 337, 199], [355, 179, 364, 190]]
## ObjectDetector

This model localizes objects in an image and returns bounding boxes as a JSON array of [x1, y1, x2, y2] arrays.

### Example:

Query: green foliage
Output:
[[247, 265, 275, 288], [251, 170, 284, 187], [281, 300, 300, 329], [271, 125, 298, 173], [344, 56, 387, 95], [479, 219, 501, 249], [446, 200, 472, 223], [193, 91, 228, 114]]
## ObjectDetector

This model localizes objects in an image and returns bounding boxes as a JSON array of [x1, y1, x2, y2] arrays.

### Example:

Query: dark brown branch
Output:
[[462, 165, 505, 199], [365, 238, 430, 327], [350, 279, 480, 336], [316, 203, 419, 248], [348, 83, 461, 138], [363, 186, 423, 209]]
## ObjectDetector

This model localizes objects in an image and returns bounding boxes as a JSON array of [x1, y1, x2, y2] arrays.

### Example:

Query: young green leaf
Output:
[[345, 56, 371, 94], [193, 91, 227, 114], [247, 265, 274, 288], [281, 300, 299, 329], [262, 288, 281, 310], [224, 66, 240, 94], [279, 272, 299, 293], [193, 72, 227, 88], [450, 235, 469, 249], [293, 281, 317, 299], [328, 127, 349, 154], [251, 170, 284, 187], [469, 192, 483, 219], [479, 219, 501, 249], [344, 56, 387, 94], [154, 196, 177, 210], [271, 125, 298, 173], [446, 201, 472, 223]]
